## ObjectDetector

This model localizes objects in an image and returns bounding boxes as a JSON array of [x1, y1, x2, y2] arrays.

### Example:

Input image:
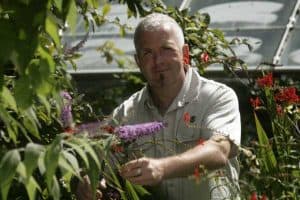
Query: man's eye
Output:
[[163, 47, 174, 51], [143, 51, 152, 56]]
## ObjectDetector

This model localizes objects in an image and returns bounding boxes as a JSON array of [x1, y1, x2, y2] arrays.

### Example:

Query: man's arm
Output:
[[120, 134, 237, 186]]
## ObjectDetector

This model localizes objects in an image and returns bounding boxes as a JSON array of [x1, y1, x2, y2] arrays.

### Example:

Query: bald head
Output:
[[134, 13, 185, 51]]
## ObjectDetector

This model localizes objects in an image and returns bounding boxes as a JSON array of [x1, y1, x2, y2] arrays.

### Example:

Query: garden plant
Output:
[[0, 0, 299, 199]]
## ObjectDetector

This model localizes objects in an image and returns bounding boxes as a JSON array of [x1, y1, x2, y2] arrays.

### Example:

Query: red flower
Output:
[[200, 52, 210, 63], [276, 104, 283, 115], [250, 97, 261, 108], [275, 87, 299, 104], [261, 194, 268, 200], [197, 138, 206, 146], [194, 167, 200, 177], [101, 125, 115, 133], [64, 127, 75, 134], [250, 192, 257, 200], [256, 73, 273, 88], [112, 144, 124, 153], [183, 112, 191, 124]]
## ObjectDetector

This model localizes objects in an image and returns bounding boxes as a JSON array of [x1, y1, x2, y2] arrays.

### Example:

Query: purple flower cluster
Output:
[[116, 121, 165, 142], [60, 91, 73, 128]]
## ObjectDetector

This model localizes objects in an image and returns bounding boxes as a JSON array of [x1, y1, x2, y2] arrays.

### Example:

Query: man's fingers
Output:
[[120, 157, 148, 173]]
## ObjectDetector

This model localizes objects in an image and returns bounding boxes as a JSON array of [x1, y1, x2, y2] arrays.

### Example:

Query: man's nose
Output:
[[153, 51, 164, 65]]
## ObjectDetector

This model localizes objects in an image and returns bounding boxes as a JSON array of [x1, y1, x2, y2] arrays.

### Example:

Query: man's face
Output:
[[135, 25, 187, 89]]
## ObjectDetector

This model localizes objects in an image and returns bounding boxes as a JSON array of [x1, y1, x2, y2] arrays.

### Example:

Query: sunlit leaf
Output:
[[1, 86, 17, 111], [254, 112, 277, 173], [23, 107, 40, 139], [44, 135, 62, 192], [25, 176, 41, 200], [50, 176, 60, 200], [14, 77, 33, 110], [65, 138, 90, 168], [45, 15, 60, 48], [102, 3, 111, 16], [0, 150, 21, 200], [125, 180, 139, 200], [66, 0, 77, 33], [87, 156, 100, 199], [24, 143, 44, 177], [53, 0, 63, 12], [59, 151, 80, 177]]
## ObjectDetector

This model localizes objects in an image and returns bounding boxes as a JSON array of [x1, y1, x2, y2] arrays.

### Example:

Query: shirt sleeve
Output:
[[201, 86, 241, 145]]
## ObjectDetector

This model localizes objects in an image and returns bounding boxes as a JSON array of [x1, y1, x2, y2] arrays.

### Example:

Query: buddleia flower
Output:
[[116, 121, 165, 142]]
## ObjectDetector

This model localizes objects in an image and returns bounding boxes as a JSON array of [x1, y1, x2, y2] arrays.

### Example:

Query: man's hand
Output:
[[120, 157, 165, 186], [75, 175, 105, 200]]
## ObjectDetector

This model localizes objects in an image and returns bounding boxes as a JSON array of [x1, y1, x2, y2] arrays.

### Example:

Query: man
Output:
[[76, 13, 241, 200], [114, 13, 241, 200]]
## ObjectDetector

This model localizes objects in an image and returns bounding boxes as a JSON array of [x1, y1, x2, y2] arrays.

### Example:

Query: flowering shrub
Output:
[[240, 72, 300, 199], [59, 91, 165, 199]]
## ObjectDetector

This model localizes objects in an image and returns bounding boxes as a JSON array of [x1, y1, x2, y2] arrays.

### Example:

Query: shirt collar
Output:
[[143, 67, 199, 112]]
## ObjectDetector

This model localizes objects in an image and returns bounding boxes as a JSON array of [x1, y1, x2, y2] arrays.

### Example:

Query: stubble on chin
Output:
[[159, 73, 165, 87]]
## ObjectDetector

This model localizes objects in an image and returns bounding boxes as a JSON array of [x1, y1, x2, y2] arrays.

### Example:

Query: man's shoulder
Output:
[[112, 86, 147, 113], [191, 69, 236, 98]]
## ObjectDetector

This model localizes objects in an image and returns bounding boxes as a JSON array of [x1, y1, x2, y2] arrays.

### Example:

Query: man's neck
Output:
[[150, 79, 184, 115]]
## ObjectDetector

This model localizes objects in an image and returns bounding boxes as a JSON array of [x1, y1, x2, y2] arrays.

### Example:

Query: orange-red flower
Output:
[[261, 194, 268, 200], [275, 87, 299, 104], [64, 127, 75, 134], [200, 52, 210, 63], [101, 125, 115, 133], [112, 144, 124, 153], [256, 73, 273, 88], [250, 97, 261, 108], [197, 138, 206, 146], [250, 192, 257, 200], [183, 112, 191, 124], [276, 104, 283, 115]]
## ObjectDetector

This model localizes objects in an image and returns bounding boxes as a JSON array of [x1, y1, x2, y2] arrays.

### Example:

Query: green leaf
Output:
[[125, 180, 139, 200], [38, 94, 51, 115], [81, 140, 100, 169], [45, 15, 60, 48], [25, 176, 41, 200], [38, 152, 46, 174], [50, 176, 60, 200], [102, 3, 111, 16], [1, 86, 17, 111], [16, 160, 27, 178], [87, 157, 100, 200], [53, 0, 63, 12], [254, 112, 277, 173], [0, 150, 21, 200], [132, 184, 151, 197], [59, 151, 80, 177], [66, 0, 77, 33], [44, 135, 62, 192], [65, 138, 90, 168], [0, 21, 16, 65], [23, 107, 40, 139], [14, 77, 33, 110], [24, 143, 44, 177], [68, 137, 100, 169]]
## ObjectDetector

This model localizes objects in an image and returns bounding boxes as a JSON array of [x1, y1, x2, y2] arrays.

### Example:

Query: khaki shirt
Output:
[[112, 67, 241, 200]]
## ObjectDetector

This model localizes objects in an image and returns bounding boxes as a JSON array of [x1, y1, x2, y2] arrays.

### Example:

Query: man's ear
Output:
[[182, 44, 190, 65]]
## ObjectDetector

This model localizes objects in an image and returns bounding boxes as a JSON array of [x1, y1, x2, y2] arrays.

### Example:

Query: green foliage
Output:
[[1, 0, 298, 199], [239, 73, 300, 199]]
